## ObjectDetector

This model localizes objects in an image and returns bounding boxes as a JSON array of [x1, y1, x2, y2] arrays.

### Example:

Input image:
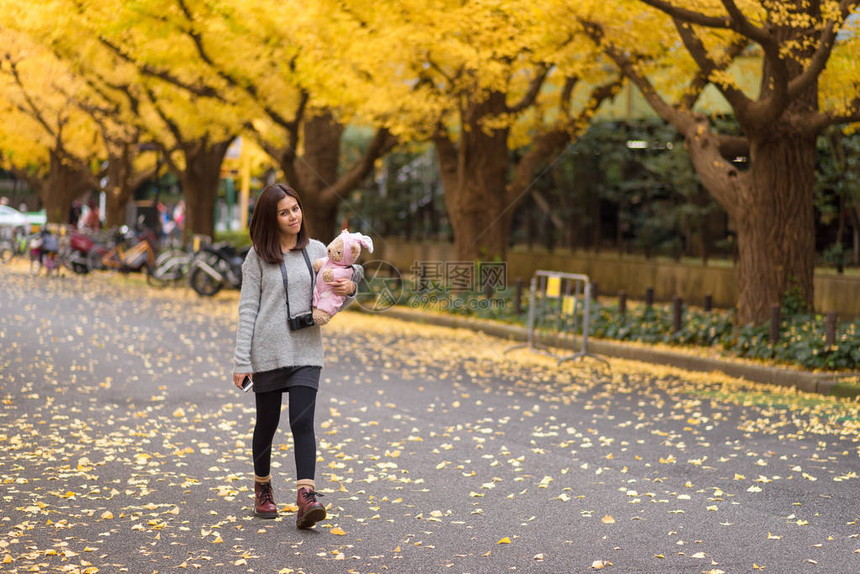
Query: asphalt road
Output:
[[1, 264, 858, 574]]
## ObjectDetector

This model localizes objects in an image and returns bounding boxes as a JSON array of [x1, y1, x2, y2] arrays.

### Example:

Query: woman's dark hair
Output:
[[249, 183, 309, 264]]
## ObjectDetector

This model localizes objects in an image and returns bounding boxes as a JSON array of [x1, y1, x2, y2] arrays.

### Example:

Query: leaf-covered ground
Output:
[[1, 264, 858, 573]]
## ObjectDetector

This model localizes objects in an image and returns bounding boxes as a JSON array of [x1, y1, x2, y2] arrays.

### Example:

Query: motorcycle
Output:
[[188, 242, 248, 296], [59, 230, 96, 274]]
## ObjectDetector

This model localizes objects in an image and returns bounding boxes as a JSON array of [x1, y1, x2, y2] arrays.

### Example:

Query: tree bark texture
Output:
[[103, 143, 135, 228], [179, 138, 232, 242], [435, 91, 513, 262], [33, 151, 95, 224], [585, 3, 856, 324], [735, 134, 817, 321], [275, 112, 393, 243], [291, 113, 344, 242]]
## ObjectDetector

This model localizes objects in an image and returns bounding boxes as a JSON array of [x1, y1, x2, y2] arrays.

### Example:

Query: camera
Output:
[[288, 312, 315, 331]]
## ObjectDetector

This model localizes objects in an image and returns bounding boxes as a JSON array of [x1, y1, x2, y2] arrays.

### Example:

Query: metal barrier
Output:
[[505, 270, 606, 365]]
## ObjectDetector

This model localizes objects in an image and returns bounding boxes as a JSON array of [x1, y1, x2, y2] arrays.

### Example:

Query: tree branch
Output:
[[787, 18, 839, 99], [2, 57, 57, 138], [678, 42, 746, 111], [426, 53, 464, 91], [320, 128, 398, 204], [642, 0, 793, 126], [140, 83, 183, 147], [97, 36, 218, 99], [637, 0, 732, 28], [801, 97, 860, 133], [559, 76, 578, 118], [506, 64, 551, 115], [171, 0, 304, 136], [719, 0, 770, 44], [673, 20, 752, 116], [507, 77, 624, 206], [583, 20, 745, 210], [715, 134, 750, 159], [581, 20, 698, 135]]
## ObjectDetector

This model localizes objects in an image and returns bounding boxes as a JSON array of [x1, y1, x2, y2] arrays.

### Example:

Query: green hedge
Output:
[[398, 289, 859, 372], [214, 230, 252, 249]]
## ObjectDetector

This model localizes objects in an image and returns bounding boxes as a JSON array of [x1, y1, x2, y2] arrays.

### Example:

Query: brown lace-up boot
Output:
[[295, 486, 326, 529], [254, 478, 278, 519]]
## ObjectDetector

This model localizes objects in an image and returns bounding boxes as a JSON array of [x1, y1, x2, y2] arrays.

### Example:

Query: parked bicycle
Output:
[[0, 238, 14, 264], [146, 248, 194, 288], [0, 232, 37, 265], [86, 225, 158, 274], [188, 242, 248, 296]]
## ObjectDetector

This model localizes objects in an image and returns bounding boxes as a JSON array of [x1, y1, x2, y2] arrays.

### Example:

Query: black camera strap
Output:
[[279, 248, 315, 319]]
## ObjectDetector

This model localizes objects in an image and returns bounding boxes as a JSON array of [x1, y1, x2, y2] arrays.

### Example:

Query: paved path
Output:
[[1, 264, 858, 573]]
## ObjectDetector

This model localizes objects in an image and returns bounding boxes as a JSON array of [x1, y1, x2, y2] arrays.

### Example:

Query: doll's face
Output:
[[328, 237, 345, 262]]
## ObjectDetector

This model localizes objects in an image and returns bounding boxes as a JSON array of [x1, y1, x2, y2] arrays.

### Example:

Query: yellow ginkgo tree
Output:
[[94, 0, 396, 241], [0, 26, 102, 223], [57, 0, 245, 239], [302, 0, 626, 262], [572, 0, 860, 323]]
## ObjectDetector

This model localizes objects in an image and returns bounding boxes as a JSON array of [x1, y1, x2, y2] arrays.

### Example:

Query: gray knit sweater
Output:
[[232, 240, 362, 373]]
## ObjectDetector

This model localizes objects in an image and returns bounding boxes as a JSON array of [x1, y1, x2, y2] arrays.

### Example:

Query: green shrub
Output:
[[394, 286, 859, 372], [214, 230, 252, 249]]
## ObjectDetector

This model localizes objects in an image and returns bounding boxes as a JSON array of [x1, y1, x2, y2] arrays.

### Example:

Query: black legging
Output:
[[252, 386, 317, 480]]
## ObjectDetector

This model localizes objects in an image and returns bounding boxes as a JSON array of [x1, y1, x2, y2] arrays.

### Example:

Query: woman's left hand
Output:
[[330, 278, 356, 297]]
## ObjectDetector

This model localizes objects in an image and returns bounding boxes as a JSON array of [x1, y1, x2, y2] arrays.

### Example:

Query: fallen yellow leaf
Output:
[[498, 537, 511, 544], [330, 527, 346, 535], [601, 515, 615, 524]]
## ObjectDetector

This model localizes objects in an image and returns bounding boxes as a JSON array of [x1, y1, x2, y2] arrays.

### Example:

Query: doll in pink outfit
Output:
[[312, 229, 373, 325]]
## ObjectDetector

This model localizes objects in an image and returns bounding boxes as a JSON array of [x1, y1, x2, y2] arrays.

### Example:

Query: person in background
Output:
[[69, 201, 82, 228], [173, 200, 185, 233], [81, 201, 100, 231]]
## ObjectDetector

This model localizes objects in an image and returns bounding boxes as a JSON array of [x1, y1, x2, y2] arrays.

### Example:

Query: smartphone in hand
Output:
[[241, 376, 253, 392]]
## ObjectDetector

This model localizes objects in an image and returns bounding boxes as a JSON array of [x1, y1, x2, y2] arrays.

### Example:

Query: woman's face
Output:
[[276, 194, 302, 238]]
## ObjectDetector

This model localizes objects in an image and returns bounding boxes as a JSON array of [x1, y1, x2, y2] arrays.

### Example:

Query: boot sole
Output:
[[296, 507, 326, 529], [254, 510, 278, 519]]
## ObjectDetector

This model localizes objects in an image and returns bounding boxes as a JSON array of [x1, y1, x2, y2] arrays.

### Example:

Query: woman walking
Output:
[[232, 183, 361, 528]]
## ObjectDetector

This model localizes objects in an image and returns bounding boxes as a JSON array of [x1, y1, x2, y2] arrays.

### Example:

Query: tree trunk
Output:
[[179, 138, 232, 241], [446, 166, 511, 261], [435, 93, 511, 262], [851, 205, 860, 265], [291, 113, 343, 241], [734, 134, 817, 322], [35, 151, 94, 224], [275, 112, 393, 243], [103, 143, 135, 228]]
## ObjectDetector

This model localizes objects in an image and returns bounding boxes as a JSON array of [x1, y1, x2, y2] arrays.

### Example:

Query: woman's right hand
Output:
[[233, 372, 251, 389]]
